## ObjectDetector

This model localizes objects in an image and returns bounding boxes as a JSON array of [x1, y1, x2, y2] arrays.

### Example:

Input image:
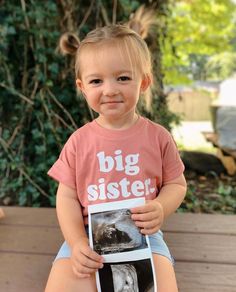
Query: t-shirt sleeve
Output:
[[161, 131, 185, 182], [47, 134, 76, 189]]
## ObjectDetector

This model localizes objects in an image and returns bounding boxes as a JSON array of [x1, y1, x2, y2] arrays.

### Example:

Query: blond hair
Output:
[[59, 25, 153, 109]]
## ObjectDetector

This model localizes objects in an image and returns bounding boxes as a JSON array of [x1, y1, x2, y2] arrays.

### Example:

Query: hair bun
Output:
[[127, 5, 157, 39], [59, 32, 80, 55]]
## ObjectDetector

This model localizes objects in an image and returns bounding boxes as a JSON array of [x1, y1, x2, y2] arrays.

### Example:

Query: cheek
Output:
[[130, 84, 141, 94], [83, 88, 94, 99], [124, 86, 138, 95], [84, 91, 100, 106]]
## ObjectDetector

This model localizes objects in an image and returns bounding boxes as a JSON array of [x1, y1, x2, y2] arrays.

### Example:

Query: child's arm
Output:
[[56, 183, 104, 278], [131, 173, 187, 235]]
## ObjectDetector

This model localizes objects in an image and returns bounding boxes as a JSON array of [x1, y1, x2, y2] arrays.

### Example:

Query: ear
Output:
[[76, 79, 85, 94], [140, 75, 152, 92]]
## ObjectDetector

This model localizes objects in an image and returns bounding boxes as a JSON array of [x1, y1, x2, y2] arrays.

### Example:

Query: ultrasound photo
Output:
[[98, 259, 154, 292], [88, 199, 157, 292], [91, 209, 148, 254]]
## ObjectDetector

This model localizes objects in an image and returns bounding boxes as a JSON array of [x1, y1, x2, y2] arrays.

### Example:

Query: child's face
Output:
[[76, 43, 150, 127]]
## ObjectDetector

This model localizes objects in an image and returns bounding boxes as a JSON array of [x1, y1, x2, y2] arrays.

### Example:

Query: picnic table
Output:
[[1, 207, 236, 291], [203, 131, 236, 175]]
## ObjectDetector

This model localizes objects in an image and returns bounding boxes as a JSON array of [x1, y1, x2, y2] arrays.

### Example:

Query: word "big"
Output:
[[97, 150, 140, 176]]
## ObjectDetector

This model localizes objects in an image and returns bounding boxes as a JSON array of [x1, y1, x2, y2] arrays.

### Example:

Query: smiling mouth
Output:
[[101, 101, 123, 104]]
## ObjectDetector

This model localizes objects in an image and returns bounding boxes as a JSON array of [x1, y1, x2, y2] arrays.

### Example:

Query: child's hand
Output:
[[130, 200, 164, 235], [70, 237, 104, 278]]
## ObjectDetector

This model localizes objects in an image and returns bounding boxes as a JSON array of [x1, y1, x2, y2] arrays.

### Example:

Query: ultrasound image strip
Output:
[[88, 198, 156, 292], [99, 260, 154, 292]]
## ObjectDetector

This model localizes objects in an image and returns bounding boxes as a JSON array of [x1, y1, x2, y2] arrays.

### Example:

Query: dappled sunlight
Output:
[[172, 121, 216, 152]]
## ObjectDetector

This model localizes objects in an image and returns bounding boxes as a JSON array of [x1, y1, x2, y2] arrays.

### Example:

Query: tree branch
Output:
[[0, 137, 50, 199], [47, 88, 78, 129], [100, 2, 111, 26], [112, 0, 117, 24], [0, 83, 34, 105], [78, 0, 96, 33]]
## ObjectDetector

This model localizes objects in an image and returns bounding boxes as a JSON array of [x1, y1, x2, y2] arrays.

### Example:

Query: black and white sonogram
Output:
[[111, 264, 138, 291], [98, 259, 154, 292], [91, 209, 147, 254]]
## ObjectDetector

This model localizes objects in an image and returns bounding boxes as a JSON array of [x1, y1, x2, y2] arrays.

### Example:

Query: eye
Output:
[[89, 79, 102, 84], [118, 76, 131, 82]]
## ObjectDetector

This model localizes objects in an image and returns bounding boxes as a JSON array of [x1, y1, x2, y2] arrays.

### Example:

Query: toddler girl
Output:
[[45, 24, 187, 292]]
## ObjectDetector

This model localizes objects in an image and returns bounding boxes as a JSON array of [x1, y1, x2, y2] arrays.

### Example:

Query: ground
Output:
[[180, 169, 236, 214]]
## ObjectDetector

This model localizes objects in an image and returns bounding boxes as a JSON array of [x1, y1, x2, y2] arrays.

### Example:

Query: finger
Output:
[[132, 211, 158, 222], [131, 199, 159, 212], [81, 246, 104, 263], [72, 257, 103, 274], [74, 263, 100, 275], [135, 218, 160, 230], [130, 204, 152, 214], [72, 266, 91, 278], [73, 251, 103, 269], [79, 255, 104, 270], [140, 226, 159, 235]]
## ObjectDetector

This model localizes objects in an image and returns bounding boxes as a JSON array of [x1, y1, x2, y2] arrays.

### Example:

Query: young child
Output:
[[45, 24, 187, 292]]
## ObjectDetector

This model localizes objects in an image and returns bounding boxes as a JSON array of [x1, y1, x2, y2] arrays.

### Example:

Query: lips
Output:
[[101, 101, 123, 104]]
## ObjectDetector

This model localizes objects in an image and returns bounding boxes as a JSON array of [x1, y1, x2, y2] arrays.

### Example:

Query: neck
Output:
[[96, 113, 139, 130]]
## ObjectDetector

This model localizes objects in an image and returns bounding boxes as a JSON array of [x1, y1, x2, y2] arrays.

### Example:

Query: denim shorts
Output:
[[54, 230, 174, 265]]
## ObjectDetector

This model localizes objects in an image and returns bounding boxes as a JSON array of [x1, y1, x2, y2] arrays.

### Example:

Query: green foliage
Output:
[[179, 178, 236, 214], [0, 1, 91, 207], [206, 52, 236, 80], [163, 0, 236, 84], [0, 0, 175, 207]]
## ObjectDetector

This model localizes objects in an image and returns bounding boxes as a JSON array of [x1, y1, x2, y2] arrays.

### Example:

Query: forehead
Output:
[[79, 41, 138, 76]]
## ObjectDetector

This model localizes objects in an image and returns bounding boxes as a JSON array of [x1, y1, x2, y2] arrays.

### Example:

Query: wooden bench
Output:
[[1, 207, 236, 291]]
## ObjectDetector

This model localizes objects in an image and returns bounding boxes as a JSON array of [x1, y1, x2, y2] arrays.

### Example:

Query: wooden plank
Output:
[[1, 207, 236, 292], [165, 233, 236, 264], [202, 132, 219, 147], [202, 131, 236, 159], [217, 148, 236, 175], [3, 207, 236, 235], [1, 206, 58, 227], [1, 225, 236, 265], [0, 225, 63, 254], [175, 262, 236, 292], [163, 213, 236, 235], [0, 253, 54, 292]]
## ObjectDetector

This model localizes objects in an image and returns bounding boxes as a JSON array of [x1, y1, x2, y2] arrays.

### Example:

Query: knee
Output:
[[153, 254, 178, 292], [45, 259, 97, 292]]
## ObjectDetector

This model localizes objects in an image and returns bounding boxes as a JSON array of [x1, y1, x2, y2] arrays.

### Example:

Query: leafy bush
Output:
[[179, 175, 236, 214]]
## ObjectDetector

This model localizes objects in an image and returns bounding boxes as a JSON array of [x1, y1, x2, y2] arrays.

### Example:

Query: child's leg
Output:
[[45, 259, 97, 292], [153, 254, 178, 292]]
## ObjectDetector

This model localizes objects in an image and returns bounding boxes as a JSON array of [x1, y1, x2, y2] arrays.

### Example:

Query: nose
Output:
[[103, 80, 119, 96]]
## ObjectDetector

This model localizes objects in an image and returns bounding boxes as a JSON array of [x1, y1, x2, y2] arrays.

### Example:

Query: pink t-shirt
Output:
[[48, 116, 184, 217]]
